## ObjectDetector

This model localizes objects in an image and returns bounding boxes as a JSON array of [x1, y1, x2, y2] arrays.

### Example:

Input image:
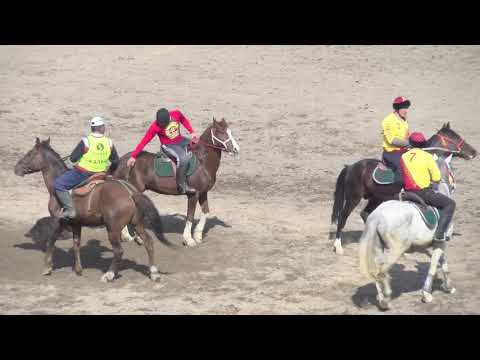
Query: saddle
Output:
[[372, 163, 395, 185], [153, 151, 198, 178], [72, 172, 106, 196]]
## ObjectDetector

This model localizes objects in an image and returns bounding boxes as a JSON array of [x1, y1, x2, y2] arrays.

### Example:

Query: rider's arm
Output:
[[172, 110, 194, 133], [69, 140, 86, 163], [428, 157, 442, 183], [109, 144, 120, 166], [131, 122, 158, 159], [391, 137, 410, 147]]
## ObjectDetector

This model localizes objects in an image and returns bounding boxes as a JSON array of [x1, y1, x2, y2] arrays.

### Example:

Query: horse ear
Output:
[[35, 137, 40, 145], [213, 117, 217, 125], [446, 122, 450, 129], [46, 137, 51, 145]]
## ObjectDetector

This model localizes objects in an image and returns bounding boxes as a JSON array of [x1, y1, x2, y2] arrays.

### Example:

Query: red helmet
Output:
[[393, 96, 411, 110], [409, 132, 426, 144]]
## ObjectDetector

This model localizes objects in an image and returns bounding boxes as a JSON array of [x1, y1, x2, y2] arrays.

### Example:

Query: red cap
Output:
[[409, 132, 426, 143], [393, 96, 408, 104]]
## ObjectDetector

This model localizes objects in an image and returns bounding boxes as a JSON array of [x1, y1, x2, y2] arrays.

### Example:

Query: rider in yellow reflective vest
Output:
[[53, 117, 119, 219]]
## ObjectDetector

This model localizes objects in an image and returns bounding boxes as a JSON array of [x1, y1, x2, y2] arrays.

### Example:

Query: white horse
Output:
[[359, 154, 456, 310]]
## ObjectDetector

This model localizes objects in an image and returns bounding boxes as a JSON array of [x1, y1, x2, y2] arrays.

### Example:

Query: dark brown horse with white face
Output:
[[14, 138, 176, 282], [111, 118, 240, 247], [331, 123, 477, 255]]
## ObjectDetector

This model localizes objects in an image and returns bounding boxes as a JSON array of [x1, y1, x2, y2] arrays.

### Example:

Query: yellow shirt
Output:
[[401, 148, 441, 190], [382, 112, 409, 152], [77, 134, 112, 173]]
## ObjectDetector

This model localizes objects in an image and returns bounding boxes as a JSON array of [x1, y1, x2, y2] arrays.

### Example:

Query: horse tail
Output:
[[359, 215, 382, 281], [331, 165, 349, 224], [132, 194, 179, 249]]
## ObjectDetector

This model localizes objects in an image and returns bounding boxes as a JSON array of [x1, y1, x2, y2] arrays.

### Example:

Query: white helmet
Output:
[[90, 116, 105, 127]]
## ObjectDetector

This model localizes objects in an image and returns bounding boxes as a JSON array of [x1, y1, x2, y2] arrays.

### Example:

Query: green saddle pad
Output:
[[412, 204, 440, 230], [372, 164, 395, 185], [153, 153, 198, 177]]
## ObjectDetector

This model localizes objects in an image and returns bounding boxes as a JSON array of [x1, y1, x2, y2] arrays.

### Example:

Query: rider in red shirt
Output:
[[127, 108, 199, 194]]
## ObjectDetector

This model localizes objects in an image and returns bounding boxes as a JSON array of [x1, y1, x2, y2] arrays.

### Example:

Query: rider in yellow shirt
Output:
[[382, 96, 411, 184], [400, 132, 456, 242]]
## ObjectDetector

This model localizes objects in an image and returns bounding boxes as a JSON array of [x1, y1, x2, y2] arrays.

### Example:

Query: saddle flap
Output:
[[411, 203, 440, 230], [153, 152, 198, 177], [372, 164, 395, 185]]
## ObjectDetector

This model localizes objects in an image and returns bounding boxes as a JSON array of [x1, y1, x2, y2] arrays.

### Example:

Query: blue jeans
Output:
[[54, 168, 93, 191]]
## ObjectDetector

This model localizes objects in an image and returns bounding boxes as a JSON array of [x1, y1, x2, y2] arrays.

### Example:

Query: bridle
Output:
[[193, 128, 237, 153], [423, 133, 465, 155]]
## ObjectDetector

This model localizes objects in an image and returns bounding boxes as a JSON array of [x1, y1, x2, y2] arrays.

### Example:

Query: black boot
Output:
[[176, 161, 195, 195], [55, 190, 76, 219]]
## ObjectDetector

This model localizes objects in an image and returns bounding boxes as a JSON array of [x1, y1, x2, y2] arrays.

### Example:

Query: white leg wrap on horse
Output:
[[194, 212, 208, 243], [121, 226, 135, 242], [183, 221, 196, 247], [334, 238, 344, 255]]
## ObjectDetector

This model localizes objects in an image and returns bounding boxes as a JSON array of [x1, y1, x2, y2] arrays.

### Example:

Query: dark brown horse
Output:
[[111, 117, 240, 247], [331, 122, 477, 255], [14, 137, 177, 282]]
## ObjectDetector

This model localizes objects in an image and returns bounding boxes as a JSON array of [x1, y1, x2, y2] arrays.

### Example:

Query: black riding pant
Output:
[[382, 150, 404, 183]]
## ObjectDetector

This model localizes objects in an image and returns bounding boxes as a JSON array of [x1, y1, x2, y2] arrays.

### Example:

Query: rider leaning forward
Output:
[[127, 108, 200, 195]]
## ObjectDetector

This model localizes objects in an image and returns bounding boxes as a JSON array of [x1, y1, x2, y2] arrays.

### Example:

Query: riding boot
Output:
[[55, 189, 76, 219], [433, 212, 449, 242], [176, 161, 195, 195]]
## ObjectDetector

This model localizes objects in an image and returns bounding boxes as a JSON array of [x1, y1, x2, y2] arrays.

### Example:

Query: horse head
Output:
[[14, 137, 51, 176], [431, 122, 477, 160], [211, 117, 240, 155]]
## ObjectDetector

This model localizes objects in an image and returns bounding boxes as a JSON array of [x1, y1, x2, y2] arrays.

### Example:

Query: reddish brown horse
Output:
[[14, 137, 177, 282], [331, 123, 477, 255], [111, 118, 240, 247]]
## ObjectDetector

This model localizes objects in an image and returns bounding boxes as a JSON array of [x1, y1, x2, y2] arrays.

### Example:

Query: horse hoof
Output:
[[444, 287, 456, 294], [134, 236, 144, 246], [334, 246, 344, 255], [150, 273, 161, 282], [183, 238, 196, 247], [74, 269, 83, 276], [101, 272, 115, 283], [378, 299, 391, 311], [193, 233, 203, 244], [422, 291, 433, 303], [42, 268, 53, 276]]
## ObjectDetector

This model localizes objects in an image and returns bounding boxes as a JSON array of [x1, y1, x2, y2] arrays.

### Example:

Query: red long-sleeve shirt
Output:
[[131, 110, 194, 159]]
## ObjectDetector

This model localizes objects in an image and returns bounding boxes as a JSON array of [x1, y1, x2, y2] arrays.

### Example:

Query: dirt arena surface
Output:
[[0, 45, 479, 314]]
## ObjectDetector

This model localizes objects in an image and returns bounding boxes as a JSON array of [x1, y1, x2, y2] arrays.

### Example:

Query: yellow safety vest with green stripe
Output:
[[77, 134, 112, 173]]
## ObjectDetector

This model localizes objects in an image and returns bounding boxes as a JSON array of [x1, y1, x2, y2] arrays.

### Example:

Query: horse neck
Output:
[[40, 147, 67, 194], [198, 126, 222, 175]]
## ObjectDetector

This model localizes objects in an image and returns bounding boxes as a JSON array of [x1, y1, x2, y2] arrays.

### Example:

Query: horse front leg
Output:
[[43, 218, 63, 276], [71, 224, 83, 275], [183, 193, 198, 247], [194, 192, 209, 244], [101, 229, 123, 283], [422, 245, 444, 303], [439, 252, 456, 294]]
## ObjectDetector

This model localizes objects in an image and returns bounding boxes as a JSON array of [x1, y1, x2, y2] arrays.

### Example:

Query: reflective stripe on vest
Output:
[[77, 134, 112, 172]]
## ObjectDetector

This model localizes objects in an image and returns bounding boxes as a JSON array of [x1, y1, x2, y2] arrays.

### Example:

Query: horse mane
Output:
[[40, 140, 68, 173]]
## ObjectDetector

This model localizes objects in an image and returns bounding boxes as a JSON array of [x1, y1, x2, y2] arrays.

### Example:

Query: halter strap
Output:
[[436, 133, 465, 152]]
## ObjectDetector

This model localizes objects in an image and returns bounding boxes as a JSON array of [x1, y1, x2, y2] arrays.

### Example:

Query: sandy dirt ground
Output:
[[0, 45, 479, 314]]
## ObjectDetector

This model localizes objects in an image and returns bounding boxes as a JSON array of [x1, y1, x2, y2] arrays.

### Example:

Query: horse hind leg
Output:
[[375, 273, 392, 311], [334, 194, 362, 255], [134, 222, 161, 282]]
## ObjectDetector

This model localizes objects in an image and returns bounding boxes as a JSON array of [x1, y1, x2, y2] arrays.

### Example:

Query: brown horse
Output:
[[331, 122, 477, 255], [111, 117, 240, 247], [14, 137, 177, 282]]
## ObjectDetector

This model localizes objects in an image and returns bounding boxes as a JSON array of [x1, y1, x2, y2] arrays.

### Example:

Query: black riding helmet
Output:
[[156, 108, 170, 128]]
